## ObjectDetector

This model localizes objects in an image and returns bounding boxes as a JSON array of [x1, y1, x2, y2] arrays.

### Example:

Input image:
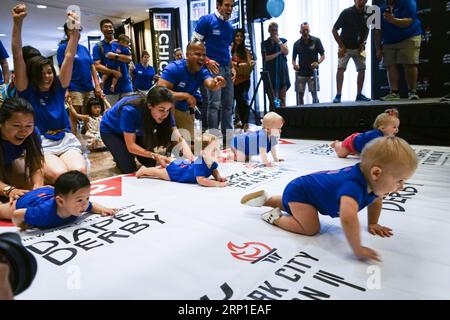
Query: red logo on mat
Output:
[[91, 176, 123, 197], [227, 241, 273, 263], [279, 139, 295, 145]]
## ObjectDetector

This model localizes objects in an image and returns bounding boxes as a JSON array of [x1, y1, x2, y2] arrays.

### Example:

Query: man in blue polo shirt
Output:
[[157, 40, 226, 144], [332, 0, 371, 103], [0, 40, 11, 105], [93, 19, 133, 106], [375, 0, 422, 101], [193, 0, 236, 141]]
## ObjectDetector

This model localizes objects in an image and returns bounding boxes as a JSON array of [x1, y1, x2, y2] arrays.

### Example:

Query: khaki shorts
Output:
[[338, 49, 366, 71], [174, 109, 195, 144], [382, 35, 421, 66], [295, 74, 320, 93], [69, 91, 94, 113]]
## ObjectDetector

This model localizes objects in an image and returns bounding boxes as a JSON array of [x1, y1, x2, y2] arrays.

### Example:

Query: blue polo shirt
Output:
[[166, 157, 218, 183], [161, 60, 211, 112], [333, 6, 369, 49], [18, 82, 70, 140], [282, 163, 378, 218], [292, 36, 325, 77], [92, 39, 133, 95], [232, 129, 278, 157], [1, 128, 41, 166], [353, 129, 384, 153], [194, 13, 234, 67], [57, 41, 94, 93], [16, 187, 93, 229], [0, 40, 9, 85], [100, 95, 175, 135], [380, 0, 422, 44], [132, 63, 156, 91]]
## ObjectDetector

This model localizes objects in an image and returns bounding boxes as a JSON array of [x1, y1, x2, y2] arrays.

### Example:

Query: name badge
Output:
[[213, 29, 221, 36]]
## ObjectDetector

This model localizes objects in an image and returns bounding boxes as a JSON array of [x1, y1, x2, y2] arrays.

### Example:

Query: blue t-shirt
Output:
[[92, 40, 133, 95], [57, 42, 94, 92], [380, 0, 422, 44], [333, 6, 369, 49], [0, 40, 9, 85], [133, 63, 156, 91], [166, 157, 218, 183], [17, 82, 70, 140], [100, 95, 176, 135], [232, 129, 278, 157], [194, 13, 234, 67], [282, 164, 378, 218], [353, 129, 384, 153], [1, 128, 41, 166], [161, 60, 211, 112], [16, 187, 93, 229]]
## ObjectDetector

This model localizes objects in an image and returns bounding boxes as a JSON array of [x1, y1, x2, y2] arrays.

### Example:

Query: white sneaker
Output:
[[261, 208, 282, 224], [240, 190, 268, 207]]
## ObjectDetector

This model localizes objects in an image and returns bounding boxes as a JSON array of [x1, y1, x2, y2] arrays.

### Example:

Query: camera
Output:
[[0, 232, 37, 296]]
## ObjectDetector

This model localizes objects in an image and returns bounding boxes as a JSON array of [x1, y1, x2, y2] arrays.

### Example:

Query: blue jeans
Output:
[[206, 66, 234, 136]]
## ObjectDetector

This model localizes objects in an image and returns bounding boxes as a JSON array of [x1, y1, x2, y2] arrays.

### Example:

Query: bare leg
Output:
[[386, 65, 399, 92], [136, 167, 170, 180], [60, 149, 87, 174], [404, 64, 418, 91], [331, 140, 351, 158], [336, 68, 345, 95], [234, 150, 248, 163], [264, 195, 285, 210], [274, 202, 320, 235], [110, 76, 118, 93], [279, 86, 287, 107], [357, 69, 365, 95], [43, 154, 69, 184]]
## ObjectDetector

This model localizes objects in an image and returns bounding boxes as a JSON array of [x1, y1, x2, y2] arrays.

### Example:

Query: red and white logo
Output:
[[227, 241, 275, 263], [90, 176, 123, 197]]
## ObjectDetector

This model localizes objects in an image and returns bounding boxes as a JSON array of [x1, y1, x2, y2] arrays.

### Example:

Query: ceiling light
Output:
[[57, 27, 64, 30], [146, 9, 149, 12], [51, 48, 57, 51], [0, 34, 6, 37], [37, 5, 47, 9]]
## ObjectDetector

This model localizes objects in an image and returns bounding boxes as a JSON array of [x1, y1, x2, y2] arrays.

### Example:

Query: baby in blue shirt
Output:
[[241, 136, 418, 262], [230, 112, 285, 167], [331, 108, 400, 158], [136, 133, 227, 187], [102, 34, 131, 93], [0, 171, 117, 229]]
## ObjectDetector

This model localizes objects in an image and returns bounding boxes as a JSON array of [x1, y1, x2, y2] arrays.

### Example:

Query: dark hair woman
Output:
[[231, 28, 255, 131], [100, 86, 194, 173], [0, 97, 44, 204], [12, 4, 87, 184]]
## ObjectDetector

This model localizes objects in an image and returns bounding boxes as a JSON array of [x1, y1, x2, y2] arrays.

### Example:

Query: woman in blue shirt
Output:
[[12, 4, 86, 184], [100, 86, 194, 173], [0, 98, 44, 204]]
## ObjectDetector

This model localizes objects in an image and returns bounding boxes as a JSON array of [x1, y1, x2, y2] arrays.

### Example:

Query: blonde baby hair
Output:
[[262, 112, 284, 129], [373, 108, 399, 129], [360, 136, 418, 175]]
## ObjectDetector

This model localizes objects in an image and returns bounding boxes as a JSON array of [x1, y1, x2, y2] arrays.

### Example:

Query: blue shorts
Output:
[[282, 177, 310, 215]]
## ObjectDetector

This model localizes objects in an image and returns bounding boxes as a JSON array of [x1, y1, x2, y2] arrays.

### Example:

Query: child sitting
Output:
[[84, 97, 106, 151], [102, 34, 131, 93], [331, 108, 400, 158], [230, 112, 284, 167], [241, 136, 418, 262], [136, 133, 227, 187], [0, 171, 117, 230]]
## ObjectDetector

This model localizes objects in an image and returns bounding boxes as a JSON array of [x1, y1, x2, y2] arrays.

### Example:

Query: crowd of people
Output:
[[0, 0, 425, 297]]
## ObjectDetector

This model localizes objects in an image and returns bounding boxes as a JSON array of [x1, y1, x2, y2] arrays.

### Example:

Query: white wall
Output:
[[252, 0, 373, 106]]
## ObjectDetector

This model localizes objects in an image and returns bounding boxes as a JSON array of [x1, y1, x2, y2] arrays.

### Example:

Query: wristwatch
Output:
[[2, 185, 15, 197]]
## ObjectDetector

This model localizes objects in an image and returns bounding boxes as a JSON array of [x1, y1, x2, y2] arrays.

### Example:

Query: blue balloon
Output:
[[266, 0, 285, 18]]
